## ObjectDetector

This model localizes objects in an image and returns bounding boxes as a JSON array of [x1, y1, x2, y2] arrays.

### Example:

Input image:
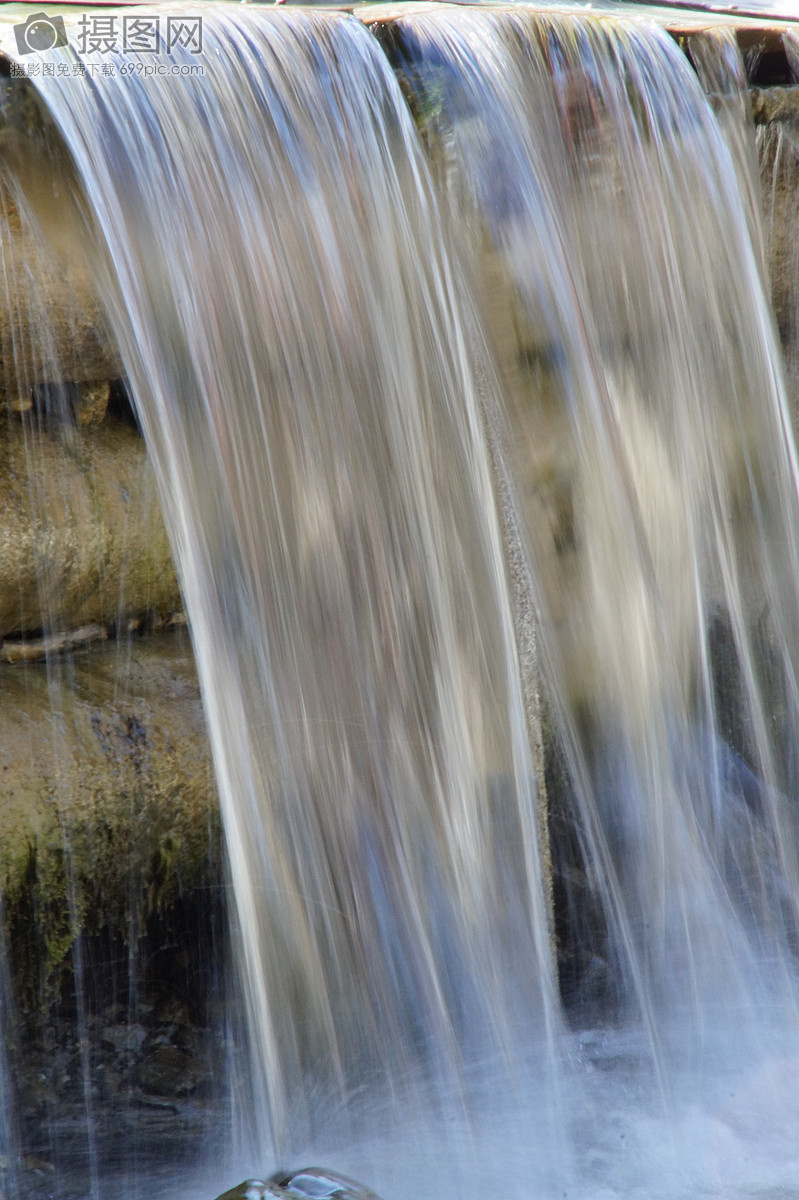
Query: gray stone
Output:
[[275, 1170, 383, 1200], [100, 1023, 148, 1055]]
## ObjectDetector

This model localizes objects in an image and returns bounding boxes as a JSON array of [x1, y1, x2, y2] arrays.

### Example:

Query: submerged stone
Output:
[[275, 1170, 382, 1200], [215, 1171, 383, 1200]]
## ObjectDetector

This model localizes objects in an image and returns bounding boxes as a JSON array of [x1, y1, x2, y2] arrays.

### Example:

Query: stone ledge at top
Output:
[[356, 1, 799, 83], [0, 3, 792, 412]]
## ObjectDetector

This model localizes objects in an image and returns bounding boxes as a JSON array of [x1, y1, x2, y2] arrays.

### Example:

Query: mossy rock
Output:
[[0, 631, 219, 1019]]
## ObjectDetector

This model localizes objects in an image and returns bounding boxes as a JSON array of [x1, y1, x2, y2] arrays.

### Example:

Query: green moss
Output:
[[395, 66, 446, 139], [0, 636, 220, 1024]]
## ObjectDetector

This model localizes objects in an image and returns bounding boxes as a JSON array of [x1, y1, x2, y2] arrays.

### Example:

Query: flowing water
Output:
[[4, 2, 799, 1197], [22, 1, 561, 1166], [390, 0, 799, 1038]]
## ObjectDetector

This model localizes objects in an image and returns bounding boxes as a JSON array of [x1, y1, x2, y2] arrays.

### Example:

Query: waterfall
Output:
[[21, 3, 559, 1159], [388, 2, 799, 1039], [4, 2, 799, 1196]]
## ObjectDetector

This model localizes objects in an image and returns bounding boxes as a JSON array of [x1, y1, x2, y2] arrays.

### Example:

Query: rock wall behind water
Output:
[[0, 77, 220, 1184], [0, 416, 179, 637], [0, 629, 224, 1196]]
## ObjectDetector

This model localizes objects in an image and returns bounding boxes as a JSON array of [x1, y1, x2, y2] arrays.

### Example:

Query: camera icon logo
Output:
[[13, 12, 68, 55]]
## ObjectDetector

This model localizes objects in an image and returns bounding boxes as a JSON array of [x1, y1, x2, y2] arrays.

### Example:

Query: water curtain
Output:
[[3, 4, 799, 1194]]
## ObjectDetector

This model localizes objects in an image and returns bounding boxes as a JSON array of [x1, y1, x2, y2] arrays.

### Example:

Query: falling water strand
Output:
[[22, 5, 559, 1157], [685, 28, 765, 260], [392, 0, 799, 1078]]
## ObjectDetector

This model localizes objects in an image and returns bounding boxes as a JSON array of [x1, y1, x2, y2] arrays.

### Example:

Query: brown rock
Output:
[[0, 418, 179, 635], [74, 380, 111, 428]]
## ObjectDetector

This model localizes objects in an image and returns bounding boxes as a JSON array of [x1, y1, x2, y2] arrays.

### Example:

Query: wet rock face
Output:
[[0, 160, 181, 640], [0, 186, 118, 401], [2, 632, 219, 1005], [1, 630, 226, 1198], [0, 139, 210, 1142], [131, 1043, 211, 1099], [0, 73, 226, 1196], [0, 74, 119, 399], [0, 75, 180, 639], [756, 93, 799, 384], [0, 415, 180, 637], [15, 987, 228, 1200], [18, 990, 220, 1125], [751, 85, 799, 126]]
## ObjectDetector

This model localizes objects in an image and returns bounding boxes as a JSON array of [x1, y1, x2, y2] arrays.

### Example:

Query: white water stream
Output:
[[2, 3, 799, 1196]]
